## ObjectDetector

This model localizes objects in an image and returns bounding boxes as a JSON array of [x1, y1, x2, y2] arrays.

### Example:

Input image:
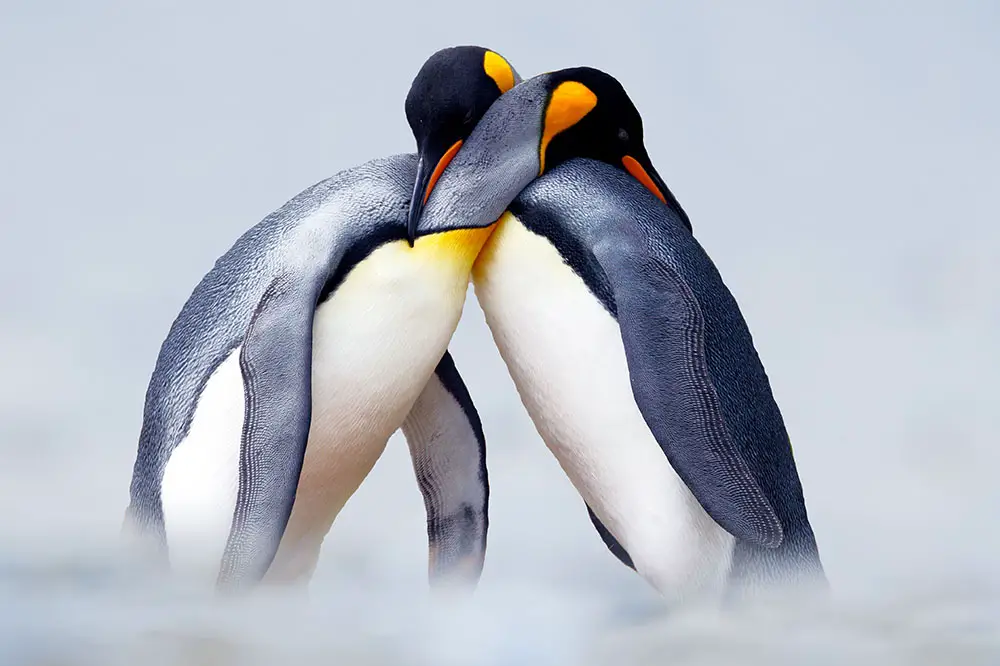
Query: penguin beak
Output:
[[408, 139, 464, 245], [622, 154, 692, 232]]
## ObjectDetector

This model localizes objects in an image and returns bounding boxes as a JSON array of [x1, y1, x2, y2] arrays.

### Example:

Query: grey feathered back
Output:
[[126, 153, 418, 536]]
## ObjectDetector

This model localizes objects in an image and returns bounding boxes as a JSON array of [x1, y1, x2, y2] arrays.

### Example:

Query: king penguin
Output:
[[413, 67, 825, 604], [123, 46, 522, 590]]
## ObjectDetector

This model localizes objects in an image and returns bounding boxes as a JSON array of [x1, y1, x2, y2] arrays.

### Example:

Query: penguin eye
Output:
[[617, 128, 629, 143], [462, 108, 476, 127]]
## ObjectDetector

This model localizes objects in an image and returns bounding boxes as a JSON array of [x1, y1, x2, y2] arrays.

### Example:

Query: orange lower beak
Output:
[[622, 154, 692, 231], [407, 139, 464, 244], [622, 154, 667, 204]]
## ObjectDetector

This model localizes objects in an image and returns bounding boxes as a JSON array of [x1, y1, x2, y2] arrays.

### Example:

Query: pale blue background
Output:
[[1, 1, 998, 663]]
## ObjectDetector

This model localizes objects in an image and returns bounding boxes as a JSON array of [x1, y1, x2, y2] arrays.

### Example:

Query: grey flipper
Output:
[[402, 350, 489, 588], [216, 274, 322, 588], [590, 217, 783, 549], [125, 154, 421, 587], [509, 158, 824, 586]]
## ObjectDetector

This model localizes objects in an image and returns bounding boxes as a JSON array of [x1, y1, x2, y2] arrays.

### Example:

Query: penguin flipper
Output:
[[217, 274, 318, 589], [402, 350, 489, 588], [588, 206, 784, 550]]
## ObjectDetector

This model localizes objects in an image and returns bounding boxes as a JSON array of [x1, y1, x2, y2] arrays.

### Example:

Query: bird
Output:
[[414, 66, 825, 603], [122, 45, 521, 591]]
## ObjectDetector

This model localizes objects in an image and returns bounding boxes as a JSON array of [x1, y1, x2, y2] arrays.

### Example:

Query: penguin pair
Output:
[[125, 45, 824, 602]]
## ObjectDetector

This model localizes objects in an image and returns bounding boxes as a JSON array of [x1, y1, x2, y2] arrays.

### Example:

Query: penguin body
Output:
[[473, 159, 824, 599], [473, 200, 734, 601], [417, 65, 824, 601], [124, 43, 524, 590], [125, 154, 493, 587]]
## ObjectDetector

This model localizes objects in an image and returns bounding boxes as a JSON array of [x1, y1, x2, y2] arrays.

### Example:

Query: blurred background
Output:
[[1, 1, 998, 663]]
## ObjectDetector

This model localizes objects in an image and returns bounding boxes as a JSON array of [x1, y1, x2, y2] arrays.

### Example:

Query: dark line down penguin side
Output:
[[414, 66, 826, 605], [123, 46, 521, 591]]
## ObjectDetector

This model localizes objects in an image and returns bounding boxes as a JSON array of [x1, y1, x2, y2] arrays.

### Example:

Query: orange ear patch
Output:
[[538, 81, 598, 174], [483, 51, 516, 93]]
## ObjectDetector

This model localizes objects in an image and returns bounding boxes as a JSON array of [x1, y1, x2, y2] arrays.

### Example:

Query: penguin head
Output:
[[537, 68, 689, 230], [405, 45, 520, 243], [415, 66, 692, 236]]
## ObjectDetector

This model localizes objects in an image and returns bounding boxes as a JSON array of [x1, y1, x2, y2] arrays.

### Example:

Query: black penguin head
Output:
[[408, 64, 692, 240], [405, 45, 519, 243], [539, 67, 691, 230]]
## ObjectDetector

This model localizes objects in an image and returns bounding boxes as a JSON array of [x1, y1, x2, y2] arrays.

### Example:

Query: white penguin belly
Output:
[[160, 230, 488, 585], [472, 213, 734, 602]]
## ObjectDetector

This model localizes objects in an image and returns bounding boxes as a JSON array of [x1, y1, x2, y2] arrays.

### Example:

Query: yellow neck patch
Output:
[[538, 81, 597, 174], [483, 51, 516, 93], [472, 211, 516, 280], [412, 224, 498, 272]]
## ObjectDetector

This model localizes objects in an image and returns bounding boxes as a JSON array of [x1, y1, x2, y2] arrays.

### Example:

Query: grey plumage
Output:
[[402, 351, 489, 586], [417, 77, 549, 237], [508, 158, 825, 592], [125, 152, 490, 587]]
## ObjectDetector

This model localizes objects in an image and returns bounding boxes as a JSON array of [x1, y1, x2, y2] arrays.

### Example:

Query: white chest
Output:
[[294, 237, 472, 505], [160, 232, 482, 583], [471, 212, 734, 602]]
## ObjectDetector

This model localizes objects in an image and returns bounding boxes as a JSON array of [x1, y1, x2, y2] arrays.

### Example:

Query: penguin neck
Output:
[[414, 222, 499, 274]]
